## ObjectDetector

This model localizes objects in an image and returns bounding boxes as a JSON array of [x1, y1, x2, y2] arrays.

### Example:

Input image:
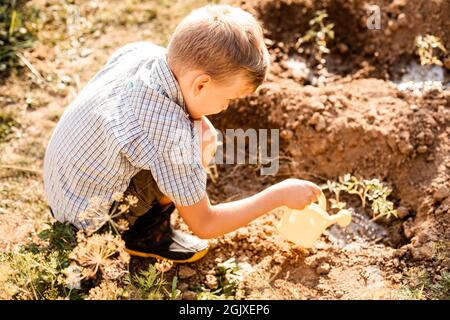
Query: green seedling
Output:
[[415, 34, 447, 66], [125, 265, 167, 300], [322, 174, 399, 221], [195, 258, 250, 300], [295, 10, 335, 66]]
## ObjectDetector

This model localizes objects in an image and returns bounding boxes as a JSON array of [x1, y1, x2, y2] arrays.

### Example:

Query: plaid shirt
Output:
[[43, 42, 207, 229]]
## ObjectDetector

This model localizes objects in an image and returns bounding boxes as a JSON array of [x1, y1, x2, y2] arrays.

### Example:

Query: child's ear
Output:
[[193, 74, 212, 96]]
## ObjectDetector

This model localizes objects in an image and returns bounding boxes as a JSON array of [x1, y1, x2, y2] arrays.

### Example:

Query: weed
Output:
[[77, 192, 137, 235], [0, 0, 40, 76], [37, 221, 77, 253], [195, 258, 251, 300], [432, 241, 450, 261], [321, 174, 398, 221], [87, 280, 128, 300], [0, 111, 18, 143], [397, 267, 450, 300], [125, 264, 167, 300], [295, 10, 334, 68], [69, 231, 129, 282], [415, 34, 447, 66], [0, 245, 79, 299], [169, 275, 182, 300]]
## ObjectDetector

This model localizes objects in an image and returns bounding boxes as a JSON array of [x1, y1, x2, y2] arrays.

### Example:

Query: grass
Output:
[[0, 216, 180, 300], [0, 111, 18, 143], [397, 267, 450, 300], [0, 0, 40, 77], [0, 222, 80, 299], [90, 0, 220, 46]]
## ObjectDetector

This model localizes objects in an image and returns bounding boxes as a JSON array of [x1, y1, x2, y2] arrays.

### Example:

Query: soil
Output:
[[1, 0, 449, 299], [174, 0, 450, 299]]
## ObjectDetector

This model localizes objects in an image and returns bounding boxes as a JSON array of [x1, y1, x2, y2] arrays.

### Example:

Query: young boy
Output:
[[43, 5, 321, 263]]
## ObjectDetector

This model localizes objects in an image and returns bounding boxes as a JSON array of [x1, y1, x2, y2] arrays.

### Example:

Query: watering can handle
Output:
[[315, 191, 327, 211]]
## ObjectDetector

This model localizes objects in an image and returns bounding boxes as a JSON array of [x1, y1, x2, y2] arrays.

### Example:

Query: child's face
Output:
[[178, 71, 255, 119]]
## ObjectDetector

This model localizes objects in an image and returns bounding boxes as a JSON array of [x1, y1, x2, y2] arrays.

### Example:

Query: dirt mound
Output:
[[196, 0, 450, 299], [245, 0, 450, 78]]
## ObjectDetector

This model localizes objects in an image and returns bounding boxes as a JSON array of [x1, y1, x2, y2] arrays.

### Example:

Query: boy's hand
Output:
[[274, 178, 322, 210]]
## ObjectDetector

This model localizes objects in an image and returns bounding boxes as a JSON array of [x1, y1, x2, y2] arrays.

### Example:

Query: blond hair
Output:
[[167, 5, 270, 88]]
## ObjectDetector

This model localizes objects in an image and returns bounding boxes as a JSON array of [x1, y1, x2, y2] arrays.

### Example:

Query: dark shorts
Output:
[[49, 170, 164, 227], [121, 169, 165, 225]]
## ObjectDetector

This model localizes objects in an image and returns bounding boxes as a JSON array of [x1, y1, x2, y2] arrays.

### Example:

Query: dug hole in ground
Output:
[[174, 0, 450, 300]]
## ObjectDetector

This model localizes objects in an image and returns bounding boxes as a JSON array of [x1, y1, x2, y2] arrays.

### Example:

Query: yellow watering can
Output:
[[277, 192, 352, 248]]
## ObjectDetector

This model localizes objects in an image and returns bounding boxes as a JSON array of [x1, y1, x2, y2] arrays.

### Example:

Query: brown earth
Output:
[[175, 0, 450, 299], [0, 0, 449, 299]]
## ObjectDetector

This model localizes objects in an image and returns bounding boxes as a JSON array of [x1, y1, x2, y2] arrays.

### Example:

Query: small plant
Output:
[[195, 258, 251, 300], [397, 267, 450, 300], [124, 264, 173, 300], [0, 112, 19, 143], [322, 174, 398, 221], [77, 192, 137, 235], [168, 275, 182, 300], [0, 240, 79, 299], [87, 280, 127, 300], [37, 221, 78, 253], [0, 0, 40, 76], [415, 34, 447, 66], [68, 232, 130, 282], [295, 10, 335, 67]]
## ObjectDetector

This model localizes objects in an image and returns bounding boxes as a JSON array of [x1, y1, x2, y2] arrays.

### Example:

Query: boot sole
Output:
[[125, 247, 209, 263]]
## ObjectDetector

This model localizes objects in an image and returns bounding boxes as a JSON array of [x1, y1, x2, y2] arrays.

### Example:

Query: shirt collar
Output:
[[154, 55, 189, 116]]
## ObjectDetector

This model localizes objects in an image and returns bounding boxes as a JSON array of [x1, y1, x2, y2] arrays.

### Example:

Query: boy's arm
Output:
[[176, 178, 321, 239]]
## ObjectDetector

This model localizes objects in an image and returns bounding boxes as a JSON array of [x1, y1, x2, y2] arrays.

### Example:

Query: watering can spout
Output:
[[326, 209, 352, 228]]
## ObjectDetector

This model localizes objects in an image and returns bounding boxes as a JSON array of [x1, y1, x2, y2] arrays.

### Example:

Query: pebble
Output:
[[410, 242, 434, 261], [397, 140, 413, 155], [182, 290, 197, 300], [417, 145, 428, 154], [338, 43, 349, 54], [316, 263, 331, 275], [396, 206, 410, 219], [433, 187, 449, 202], [178, 266, 196, 279], [205, 274, 218, 290], [178, 282, 189, 292], [310, 101, 326, 111], [416, 131, 425, 140], [397, 13, 407, 26], [280, 129, 294, 141], [308, 113, 326, 131]]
